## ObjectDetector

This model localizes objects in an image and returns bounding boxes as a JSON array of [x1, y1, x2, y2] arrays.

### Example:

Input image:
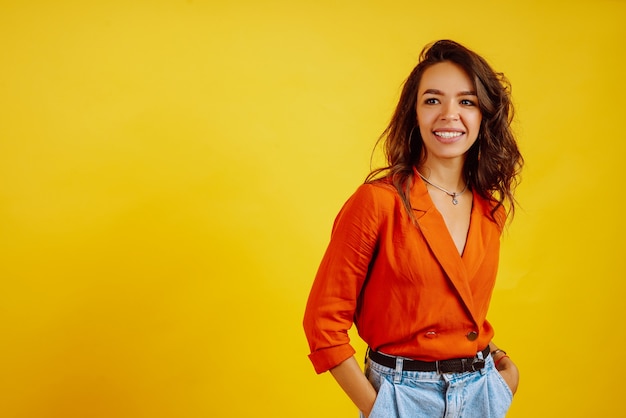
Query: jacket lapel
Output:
[[409, 174, 481, 324], [462, 196, 494, 282]]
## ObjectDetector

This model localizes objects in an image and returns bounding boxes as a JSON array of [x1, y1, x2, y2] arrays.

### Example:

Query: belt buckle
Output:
[[471, 357, 485, 371]]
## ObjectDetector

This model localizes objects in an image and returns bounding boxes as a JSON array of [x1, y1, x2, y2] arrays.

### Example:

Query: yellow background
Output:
[[1, 1, 625, 417]]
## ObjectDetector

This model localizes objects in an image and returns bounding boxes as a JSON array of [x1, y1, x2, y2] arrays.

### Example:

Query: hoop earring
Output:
[[408, 126, 416, 151]]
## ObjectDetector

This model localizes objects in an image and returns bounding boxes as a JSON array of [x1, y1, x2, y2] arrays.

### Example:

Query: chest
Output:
[[427, 190, 472, 255]]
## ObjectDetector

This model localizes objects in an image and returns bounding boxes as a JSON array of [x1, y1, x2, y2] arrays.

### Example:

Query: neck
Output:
[[416, 164, 466, 191]]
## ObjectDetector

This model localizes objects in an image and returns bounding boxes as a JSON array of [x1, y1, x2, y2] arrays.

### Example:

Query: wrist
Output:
[[490, 348, 509, 370], [490, 348, 507, 358], [494, 354, 510, 370]]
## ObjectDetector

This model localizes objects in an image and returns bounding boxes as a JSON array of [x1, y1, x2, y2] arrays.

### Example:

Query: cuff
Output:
[[308, 344, 356, 374]]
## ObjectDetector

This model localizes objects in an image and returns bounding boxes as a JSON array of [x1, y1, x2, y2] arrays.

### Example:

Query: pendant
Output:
[[452, 194, 459, 205]]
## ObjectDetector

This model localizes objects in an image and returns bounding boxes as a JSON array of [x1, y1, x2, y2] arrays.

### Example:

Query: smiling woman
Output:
[[303, 40, 523, 418]]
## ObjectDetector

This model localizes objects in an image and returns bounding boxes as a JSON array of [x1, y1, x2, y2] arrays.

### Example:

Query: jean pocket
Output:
[[368, 378, 392, 418], [493, 369, 514, 400], [365, 363, 384, 391]]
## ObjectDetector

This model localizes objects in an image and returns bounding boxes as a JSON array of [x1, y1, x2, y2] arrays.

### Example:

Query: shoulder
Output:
[[355, 178, 397, 199], [346, 178, 400, 211], [474, 192, 507, 232], [333, 179, 399, 225]]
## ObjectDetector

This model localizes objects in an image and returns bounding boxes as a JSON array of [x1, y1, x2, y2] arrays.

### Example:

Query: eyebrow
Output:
[[422, 88, 477, 96]]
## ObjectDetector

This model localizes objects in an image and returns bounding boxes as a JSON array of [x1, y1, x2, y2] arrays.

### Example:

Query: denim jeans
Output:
[[360, 353, 513, 418]]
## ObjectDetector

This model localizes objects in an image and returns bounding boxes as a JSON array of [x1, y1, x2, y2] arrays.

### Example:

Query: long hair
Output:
[[367, 40, 523, 225]]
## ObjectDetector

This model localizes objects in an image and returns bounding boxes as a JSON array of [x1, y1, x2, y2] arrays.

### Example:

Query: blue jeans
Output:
[[361, 353, 513, 418]]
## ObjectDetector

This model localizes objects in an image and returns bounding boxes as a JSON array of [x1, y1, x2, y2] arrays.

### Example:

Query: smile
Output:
[[434, 131, 464, 139]]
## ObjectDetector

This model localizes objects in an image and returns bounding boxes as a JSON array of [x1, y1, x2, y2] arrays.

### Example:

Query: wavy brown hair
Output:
[[367, 40, 523, 225]]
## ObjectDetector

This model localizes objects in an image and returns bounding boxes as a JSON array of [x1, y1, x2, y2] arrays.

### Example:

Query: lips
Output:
[[434, 131, 463, 139], [433, 130, 465, 143]]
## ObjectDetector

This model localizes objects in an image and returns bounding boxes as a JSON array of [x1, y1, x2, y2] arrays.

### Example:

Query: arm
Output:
[[488, 342, 520, 394], [330, 356, 378, 418], [304, 185, 383, 414], [303, 185, 381, 373]]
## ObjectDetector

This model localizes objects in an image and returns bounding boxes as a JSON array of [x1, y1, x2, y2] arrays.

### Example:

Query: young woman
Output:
[[303, 40, 523, 417]]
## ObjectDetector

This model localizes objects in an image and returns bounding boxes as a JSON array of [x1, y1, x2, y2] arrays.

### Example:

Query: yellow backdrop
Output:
[[1, 1, 625, 417]]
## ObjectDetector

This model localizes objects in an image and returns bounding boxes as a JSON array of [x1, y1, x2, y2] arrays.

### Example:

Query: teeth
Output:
[[435, 131, 463, 139]]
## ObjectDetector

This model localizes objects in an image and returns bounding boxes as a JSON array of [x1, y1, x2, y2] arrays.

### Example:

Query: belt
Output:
[[367, 346, 490, 373]]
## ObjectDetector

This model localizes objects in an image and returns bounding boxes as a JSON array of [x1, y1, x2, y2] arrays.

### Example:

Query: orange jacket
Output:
[[303, 175, 505, 374]]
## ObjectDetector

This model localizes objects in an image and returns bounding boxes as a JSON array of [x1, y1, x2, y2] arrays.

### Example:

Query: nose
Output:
[[440, 101, 460, 121]]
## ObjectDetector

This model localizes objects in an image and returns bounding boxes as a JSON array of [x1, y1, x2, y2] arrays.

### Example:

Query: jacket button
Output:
[[466, 331, 478, 341], [425, 331, 438, 339]]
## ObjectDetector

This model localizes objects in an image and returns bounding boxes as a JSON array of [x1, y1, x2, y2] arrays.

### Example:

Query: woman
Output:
[[303, 40, 522, 417]]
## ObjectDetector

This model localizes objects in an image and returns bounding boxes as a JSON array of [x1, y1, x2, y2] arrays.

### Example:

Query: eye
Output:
[[460, 99, 477, 106], [424, 98, 439, 105]]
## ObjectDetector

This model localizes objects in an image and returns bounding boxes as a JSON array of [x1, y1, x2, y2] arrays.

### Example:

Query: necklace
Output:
[[417, 172, 469, 205]]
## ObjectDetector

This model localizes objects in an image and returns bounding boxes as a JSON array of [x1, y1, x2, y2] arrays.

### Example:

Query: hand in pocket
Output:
[[496, 357, 519, 394]]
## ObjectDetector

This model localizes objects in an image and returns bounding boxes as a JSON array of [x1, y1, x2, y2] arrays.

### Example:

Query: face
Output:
[[416, 61, 482, 164]]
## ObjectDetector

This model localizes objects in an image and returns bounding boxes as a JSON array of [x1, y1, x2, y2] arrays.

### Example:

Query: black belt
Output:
[[367, 346, 490, 373]]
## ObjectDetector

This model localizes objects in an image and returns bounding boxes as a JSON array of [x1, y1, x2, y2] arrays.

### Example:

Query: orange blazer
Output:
[[303, 175, 505, 374]]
